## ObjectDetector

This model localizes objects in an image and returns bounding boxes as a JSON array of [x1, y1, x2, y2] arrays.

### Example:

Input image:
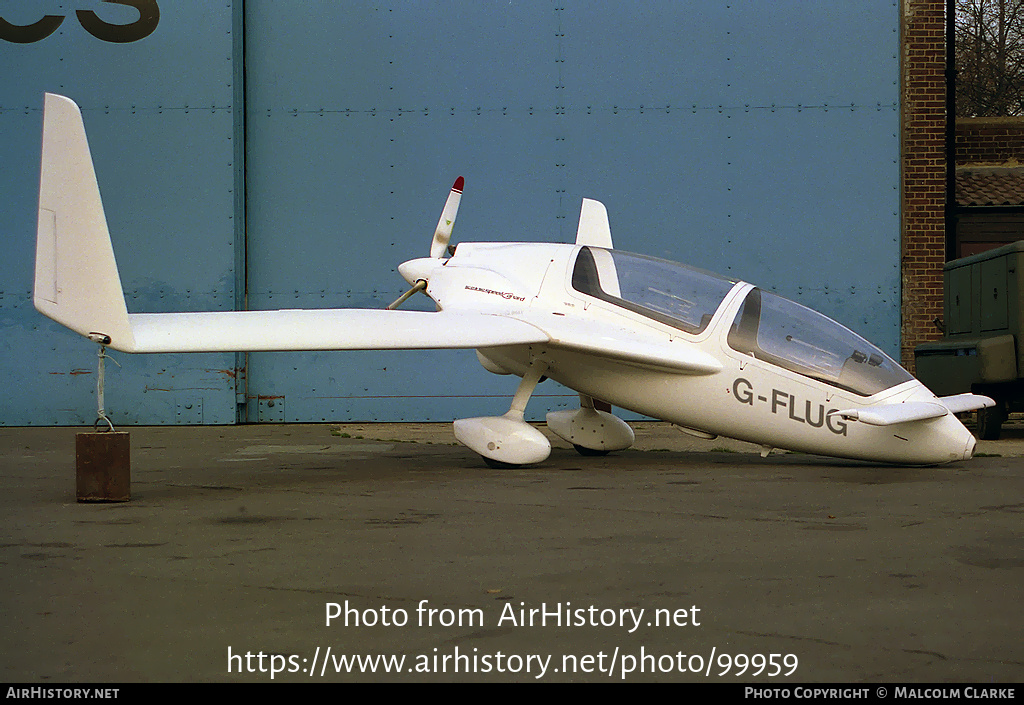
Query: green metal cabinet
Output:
[[915, 241, 1023, 438]]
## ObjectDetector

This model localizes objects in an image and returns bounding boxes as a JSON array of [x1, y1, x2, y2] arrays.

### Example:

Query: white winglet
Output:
[[35, 93, 136, 350], [575, 198, 613, 248]]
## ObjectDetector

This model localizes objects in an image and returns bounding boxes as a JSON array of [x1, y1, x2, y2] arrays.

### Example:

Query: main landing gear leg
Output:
[[453, 358, 552, 467]]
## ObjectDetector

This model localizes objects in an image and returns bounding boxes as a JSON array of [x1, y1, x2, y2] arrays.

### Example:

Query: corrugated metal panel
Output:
[[1, 1, 900, 425], [0, 2, 240, 425], [242, 1, 899, 422]]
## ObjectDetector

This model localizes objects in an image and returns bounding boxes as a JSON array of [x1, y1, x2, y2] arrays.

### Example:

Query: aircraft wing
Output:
[[514, 312, 723, 375], [34, 94, 551, 354], [832, 393, 995, 427], [127, 309, 549, 353]]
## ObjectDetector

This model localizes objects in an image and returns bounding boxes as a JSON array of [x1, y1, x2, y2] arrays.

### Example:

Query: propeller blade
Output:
[[430, 176, 464, 258]]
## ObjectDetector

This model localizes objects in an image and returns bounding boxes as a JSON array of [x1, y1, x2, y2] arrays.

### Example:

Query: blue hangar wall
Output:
[[0, 1, 900, 426]]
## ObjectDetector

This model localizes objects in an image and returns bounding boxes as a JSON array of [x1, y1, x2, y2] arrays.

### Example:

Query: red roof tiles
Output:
[[956, 167, 1024, 207]]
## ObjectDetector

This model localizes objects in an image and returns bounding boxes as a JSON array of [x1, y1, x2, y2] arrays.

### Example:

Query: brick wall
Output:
[[956, 118, 1024, 164], [901, 0, 948, 371]]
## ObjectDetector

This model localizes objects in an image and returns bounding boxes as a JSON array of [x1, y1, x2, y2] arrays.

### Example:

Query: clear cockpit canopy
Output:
[[571, 246, 737, 335], [570, 246, 912, 397], [727, 288, 913, 396]]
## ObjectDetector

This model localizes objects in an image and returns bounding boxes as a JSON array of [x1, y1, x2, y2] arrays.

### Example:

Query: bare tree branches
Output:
[[956, 0, 1024, 116]]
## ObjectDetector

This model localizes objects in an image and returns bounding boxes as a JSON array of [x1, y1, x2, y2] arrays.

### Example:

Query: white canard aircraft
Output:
[[34, 93, 994, 466]]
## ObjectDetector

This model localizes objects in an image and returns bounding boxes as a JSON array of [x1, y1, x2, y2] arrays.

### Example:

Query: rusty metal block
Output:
[[76, 432, 130, 502]]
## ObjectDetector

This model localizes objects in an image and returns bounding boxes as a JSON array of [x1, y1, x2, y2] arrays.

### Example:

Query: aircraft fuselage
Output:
[[404, 242, 977, 465]]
